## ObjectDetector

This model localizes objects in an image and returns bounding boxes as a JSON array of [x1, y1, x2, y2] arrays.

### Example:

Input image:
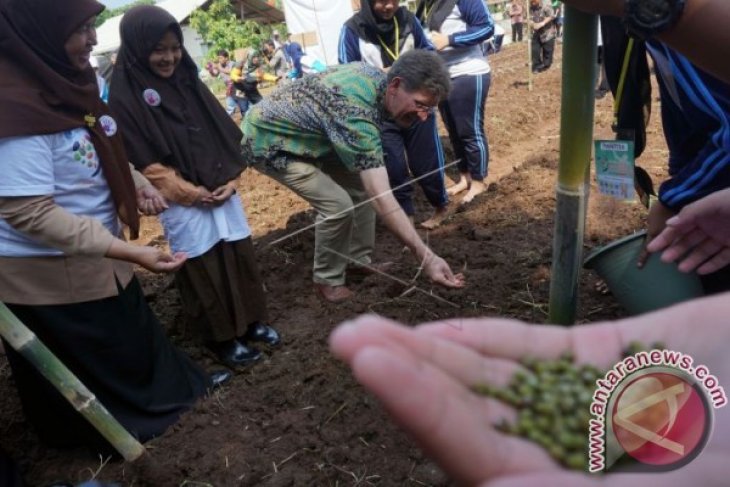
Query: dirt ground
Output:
[[0, 43, 670, 486]]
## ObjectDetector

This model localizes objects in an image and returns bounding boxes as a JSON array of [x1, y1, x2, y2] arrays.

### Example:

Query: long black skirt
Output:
[[175, 238, 268, 343], [1, 277, 210, 453], [0, 448, 22, 487]]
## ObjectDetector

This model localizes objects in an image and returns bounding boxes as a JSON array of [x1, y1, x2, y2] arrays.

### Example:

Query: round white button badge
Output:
[[98, 115, 117, 137], [143, 88, 162, 107]]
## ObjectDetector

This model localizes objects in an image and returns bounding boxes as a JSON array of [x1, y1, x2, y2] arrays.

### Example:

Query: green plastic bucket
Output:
[[584, 231, 704, 315]]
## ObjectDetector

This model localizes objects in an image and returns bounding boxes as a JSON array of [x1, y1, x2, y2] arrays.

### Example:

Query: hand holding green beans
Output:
[[330, 294, 730, 486]]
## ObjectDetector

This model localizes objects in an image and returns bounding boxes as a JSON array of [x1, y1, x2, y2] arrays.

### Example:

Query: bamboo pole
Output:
[[0, 302, 146, 462], [547, 6, 598, 325]]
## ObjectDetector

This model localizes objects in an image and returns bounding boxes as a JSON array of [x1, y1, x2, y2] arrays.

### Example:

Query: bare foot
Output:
[[447, 178, 470, 196], [460, 180, 487, 204], [420, 206, 449, 229]]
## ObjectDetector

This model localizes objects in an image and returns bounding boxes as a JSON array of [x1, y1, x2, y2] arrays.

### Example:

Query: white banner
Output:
[[283, 0, 354, 66]]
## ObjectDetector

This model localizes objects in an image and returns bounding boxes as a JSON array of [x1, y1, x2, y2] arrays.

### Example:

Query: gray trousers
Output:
[[261, 160, 375, 286]]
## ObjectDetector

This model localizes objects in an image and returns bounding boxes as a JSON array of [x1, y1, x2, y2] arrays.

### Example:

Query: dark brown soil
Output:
[[0, 44, 669, 486]]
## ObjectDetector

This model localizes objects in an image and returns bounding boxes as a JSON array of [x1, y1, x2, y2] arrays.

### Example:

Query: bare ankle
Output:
[[447, 176, 470, 195], [461, 180, 487, 203]]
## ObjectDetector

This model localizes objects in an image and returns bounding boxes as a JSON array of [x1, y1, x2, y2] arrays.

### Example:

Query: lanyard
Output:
[[377, 18, 400, 62], [613, 38, 635, 128]]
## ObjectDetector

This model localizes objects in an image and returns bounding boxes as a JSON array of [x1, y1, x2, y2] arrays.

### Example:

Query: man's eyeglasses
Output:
[[413, 100, 436, 114]]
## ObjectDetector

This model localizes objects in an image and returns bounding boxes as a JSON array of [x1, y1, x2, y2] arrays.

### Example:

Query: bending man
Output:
[[242, 50, 465, 303]]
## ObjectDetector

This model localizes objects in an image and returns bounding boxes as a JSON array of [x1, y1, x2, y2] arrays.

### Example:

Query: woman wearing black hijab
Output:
[[338, 0, 451, 229], [109, 6, 280, 369], [0, 0, 215, 452]]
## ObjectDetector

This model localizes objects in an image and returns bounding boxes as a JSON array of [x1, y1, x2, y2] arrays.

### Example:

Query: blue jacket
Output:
[[338, 14, 433, 67], [416, 0, 494, 47], [648, 41, 730, 211]]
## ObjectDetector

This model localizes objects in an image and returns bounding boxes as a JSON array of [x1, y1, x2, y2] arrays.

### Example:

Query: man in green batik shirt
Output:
[[242, 50, 465, 303]]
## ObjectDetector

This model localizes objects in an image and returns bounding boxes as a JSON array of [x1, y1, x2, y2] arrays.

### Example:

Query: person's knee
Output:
[[385, 160, 410, 184], [392, 185, 414, 208], [321, 194, 356, 224]]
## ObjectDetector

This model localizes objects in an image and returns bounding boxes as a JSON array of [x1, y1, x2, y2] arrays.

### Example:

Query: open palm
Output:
[[648, 188, 730, 274], [330, 294, 730, 486]]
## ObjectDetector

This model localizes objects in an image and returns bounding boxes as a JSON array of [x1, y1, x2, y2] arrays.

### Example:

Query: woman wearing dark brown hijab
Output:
[[0, 0, 220, 452], [109, 5, 280, 369]]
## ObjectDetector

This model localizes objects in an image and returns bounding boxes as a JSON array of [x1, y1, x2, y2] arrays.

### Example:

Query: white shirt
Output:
[[357, 36, 417, 70], [0, 128, 119, 256], [159, 194, 252, 258], [430, 4, 491, 78]]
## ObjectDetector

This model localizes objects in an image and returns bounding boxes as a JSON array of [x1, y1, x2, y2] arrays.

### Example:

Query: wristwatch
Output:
[[624, 0, 686, 40]]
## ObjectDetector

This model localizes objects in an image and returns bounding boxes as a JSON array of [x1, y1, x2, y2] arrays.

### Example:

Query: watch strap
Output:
[[624, 0, 686, 40]]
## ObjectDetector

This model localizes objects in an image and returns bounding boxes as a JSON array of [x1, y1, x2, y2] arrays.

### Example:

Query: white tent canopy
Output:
[[282, 0, 354, 66], [93, 14, 123, 55], [93, 0, 209, 55]]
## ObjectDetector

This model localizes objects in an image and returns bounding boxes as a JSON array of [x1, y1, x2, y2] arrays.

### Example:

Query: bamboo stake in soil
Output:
[[0, 302, 146, 461], [548, 7, 598, 325]]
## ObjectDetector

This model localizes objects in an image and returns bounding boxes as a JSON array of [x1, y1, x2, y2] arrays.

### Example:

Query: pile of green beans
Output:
[[473, 342, 664, 470]]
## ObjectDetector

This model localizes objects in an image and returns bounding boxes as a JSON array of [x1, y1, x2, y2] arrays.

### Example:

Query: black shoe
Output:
[[243, 322, 281, 347], [209, 369, 232, 389], [207, 339, 261, 368]]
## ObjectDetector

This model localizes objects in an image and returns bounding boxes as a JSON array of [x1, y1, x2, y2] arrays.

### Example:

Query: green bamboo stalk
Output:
[[0, 302, 146, 461], [548, 6, 598, 325]]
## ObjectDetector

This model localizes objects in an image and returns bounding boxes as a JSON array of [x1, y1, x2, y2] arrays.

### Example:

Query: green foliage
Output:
[[203, 76, 227, 97], [96, 0, 155, 27], [190, 0, 287, 58]]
